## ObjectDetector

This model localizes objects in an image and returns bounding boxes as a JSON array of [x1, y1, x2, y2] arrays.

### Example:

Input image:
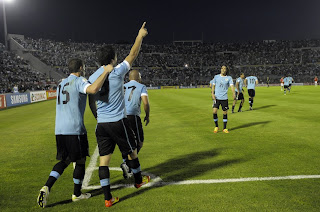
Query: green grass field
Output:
[[1, 85, 320, 211]]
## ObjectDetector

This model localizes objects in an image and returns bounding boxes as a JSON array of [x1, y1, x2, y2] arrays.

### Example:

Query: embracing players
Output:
[[37, 59, 113, 208]]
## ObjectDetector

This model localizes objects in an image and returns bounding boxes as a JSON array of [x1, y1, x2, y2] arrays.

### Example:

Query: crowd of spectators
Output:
[[3, 37, 320, 92], [0, 43, 54, 94]]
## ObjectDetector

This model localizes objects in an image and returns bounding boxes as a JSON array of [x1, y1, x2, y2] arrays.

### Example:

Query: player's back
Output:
[[246, 76, 258, 89], [89, 61, 130, 123], [235, 77, 244, 93], [55, 75, 88, 135], [124, 80, 148, 116], [283, 77, 290, 85], [289, 77, 293, 84]]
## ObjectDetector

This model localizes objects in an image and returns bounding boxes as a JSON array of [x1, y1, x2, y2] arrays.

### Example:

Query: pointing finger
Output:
[[141, 22, 146, 29]]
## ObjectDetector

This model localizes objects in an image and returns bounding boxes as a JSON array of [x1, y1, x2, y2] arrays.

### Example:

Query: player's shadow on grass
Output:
[[47, 150, 246, 207], [91, 148, 247, 204], [143, 148, 244, 182], [46, 199, 73, 208], [250, 104, 277, 111], [230, 121, 271, 131]]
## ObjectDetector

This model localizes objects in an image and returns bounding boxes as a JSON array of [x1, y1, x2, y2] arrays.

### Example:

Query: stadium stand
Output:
[[0, 43, 55, 93], [2, 36, 320, 94]]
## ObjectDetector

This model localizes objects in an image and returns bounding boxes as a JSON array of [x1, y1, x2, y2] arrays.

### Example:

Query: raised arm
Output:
[[86, 65, 113, 94], [141, 95, 150, 126], [125, 22, 148, 67]]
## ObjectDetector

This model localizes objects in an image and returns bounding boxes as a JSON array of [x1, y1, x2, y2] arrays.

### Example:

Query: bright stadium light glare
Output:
[[1, 0, 14, 50]]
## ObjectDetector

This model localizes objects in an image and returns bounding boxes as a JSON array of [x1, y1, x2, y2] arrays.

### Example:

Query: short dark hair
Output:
[[97, 45, 116, 66], [68, 58, 83, 74]]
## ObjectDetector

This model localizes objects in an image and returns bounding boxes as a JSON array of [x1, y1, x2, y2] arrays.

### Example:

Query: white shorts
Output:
[[281, 83, 284, 86]]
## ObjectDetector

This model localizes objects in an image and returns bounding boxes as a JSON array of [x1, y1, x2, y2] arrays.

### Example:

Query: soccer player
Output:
[[288, 75, 294, 92], [283, 75, 290, 95], [37, 59, 113, 208], [120, 69, 150, 179], [315, 76, 318, 87], [280, 77, 284, 91], [244, 75, 258, 110], [211, 65, 235, 133], [266, 76, 270, 88], [88, 22, 150, 208], [232, 73, 245, 113]]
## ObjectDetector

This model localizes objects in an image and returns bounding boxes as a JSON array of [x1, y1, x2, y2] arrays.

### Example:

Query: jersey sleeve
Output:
[[77, 77, 91, 94], [212, 76, 217, 85], [141, 85, 148, 96], [88, 66, 105, 84], [113, 60, 131, 77], [229, 77, 234, 86]]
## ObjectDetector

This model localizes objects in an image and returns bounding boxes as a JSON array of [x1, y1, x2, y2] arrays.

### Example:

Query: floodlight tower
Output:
[[2, 0, 12, 50]]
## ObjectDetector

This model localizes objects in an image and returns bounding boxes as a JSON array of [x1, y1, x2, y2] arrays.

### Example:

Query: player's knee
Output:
[[99, 154, 112, 166]]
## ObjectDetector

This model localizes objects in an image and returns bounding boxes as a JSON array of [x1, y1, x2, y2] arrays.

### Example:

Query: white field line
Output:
[[82, 145, 100, 188], [83, 146, 320, 190]]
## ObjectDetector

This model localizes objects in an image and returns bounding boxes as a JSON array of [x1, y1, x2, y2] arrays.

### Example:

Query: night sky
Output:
[[1, 0, 320, 44]]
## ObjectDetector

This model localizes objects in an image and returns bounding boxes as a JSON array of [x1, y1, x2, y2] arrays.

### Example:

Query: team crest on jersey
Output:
[[225, 78, 228, 81], [82, 78, 88, 82]]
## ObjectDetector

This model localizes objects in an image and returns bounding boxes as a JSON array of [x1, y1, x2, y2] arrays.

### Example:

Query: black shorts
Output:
[[248, 89, 255, 97], [95, 118, 137, 156], [289, 84, 292, 87], [56, 134, 89, 162], [284, 85, 289, 88], [213, 99, 229, 111], [236, 92, 244, 100], [127, 115, 144, 143]]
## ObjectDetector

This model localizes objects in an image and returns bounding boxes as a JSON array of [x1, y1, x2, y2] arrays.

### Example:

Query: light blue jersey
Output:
[[89, 61, 130, 123], [283, 77, 290, 86], [209, 79, 214, 88], [246, 76, 258, 90], [288, 77, 293, 84], [213, 74, 233, 100], [235, 77, 244, 93], [124, 80, 148, 116], [55, 74, 91, 135]]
